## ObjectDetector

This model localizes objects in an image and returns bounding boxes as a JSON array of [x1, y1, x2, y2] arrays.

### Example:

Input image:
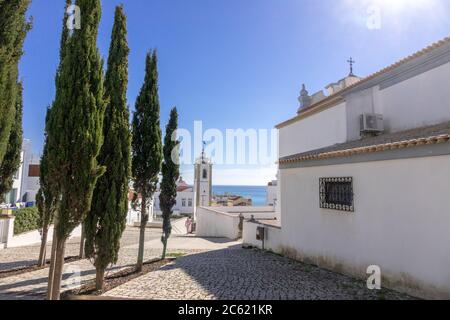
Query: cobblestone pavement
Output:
[[104, 247, 414, 300], [0, 227, 198, 300], [0, 227, 152, 271]]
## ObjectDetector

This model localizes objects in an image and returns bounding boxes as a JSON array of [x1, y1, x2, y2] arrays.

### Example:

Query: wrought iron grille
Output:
[[319, 177, 354, 212]]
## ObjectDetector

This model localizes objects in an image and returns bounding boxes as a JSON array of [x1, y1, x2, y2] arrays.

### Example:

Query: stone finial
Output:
[[298, 84, 312, 113]]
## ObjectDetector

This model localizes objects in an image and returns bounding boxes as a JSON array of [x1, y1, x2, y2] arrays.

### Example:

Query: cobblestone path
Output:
[[104, 247, 413, 300], [0, 227, 196, 300]]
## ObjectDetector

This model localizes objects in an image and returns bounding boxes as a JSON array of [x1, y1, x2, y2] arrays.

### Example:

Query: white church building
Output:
[[270, 37, 450, 299]]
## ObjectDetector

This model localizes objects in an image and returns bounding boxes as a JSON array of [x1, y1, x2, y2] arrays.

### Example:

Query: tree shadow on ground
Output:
[[0, 264, 126, 299], [0, 260, 37, 271], [153, 245, 413, 300]]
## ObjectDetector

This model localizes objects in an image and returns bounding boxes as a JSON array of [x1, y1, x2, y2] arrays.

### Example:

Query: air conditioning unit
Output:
[[360, 113, 384, 134]]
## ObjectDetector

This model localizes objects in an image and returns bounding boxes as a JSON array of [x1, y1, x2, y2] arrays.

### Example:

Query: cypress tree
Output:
[[84, 5, 131, 291], [132, 51, 163, 272], [160, 108, 180, 259], [0, 82, 23, 202], [38, 0, 72, 270], [46, 0, 106, 300], [36, 107, 58, 267], [0, 0, 31, 166]]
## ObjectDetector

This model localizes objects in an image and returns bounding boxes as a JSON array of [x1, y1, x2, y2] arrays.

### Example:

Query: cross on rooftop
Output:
[[347, 57, 356, 76]]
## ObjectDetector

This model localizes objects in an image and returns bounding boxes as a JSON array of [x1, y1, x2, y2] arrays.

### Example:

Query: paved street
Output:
[[104, 245, 413, 300], [0, 220, 201, 300], [0, 218, 413, 300], [0, 228, 153, 272]]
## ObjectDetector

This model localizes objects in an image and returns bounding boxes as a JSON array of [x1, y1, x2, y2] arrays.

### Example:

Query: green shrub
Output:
[[14, 207, 40, 235]]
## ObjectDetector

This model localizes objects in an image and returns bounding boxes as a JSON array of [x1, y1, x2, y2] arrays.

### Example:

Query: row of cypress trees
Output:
[[0, 0, 31, 203], [36, 1, 180, 299], [0, 0, 179, 299]]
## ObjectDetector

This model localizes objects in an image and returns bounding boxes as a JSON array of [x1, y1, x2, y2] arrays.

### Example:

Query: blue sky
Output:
[[19, 0, 450, 185]]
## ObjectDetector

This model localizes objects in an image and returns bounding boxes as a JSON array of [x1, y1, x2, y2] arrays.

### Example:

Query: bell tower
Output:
[[194, 144, 213, 207]]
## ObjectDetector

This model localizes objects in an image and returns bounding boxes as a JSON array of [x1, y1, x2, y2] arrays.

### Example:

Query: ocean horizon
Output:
[[212, 185, 267, 207]]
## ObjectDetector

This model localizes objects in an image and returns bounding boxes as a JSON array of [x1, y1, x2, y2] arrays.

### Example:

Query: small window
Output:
[[188, 199, 193, 207], [182, 199, 186, 207], [28, 165, 40, 177], [320, 177, 354, 212], [202, 169, 208, 179]]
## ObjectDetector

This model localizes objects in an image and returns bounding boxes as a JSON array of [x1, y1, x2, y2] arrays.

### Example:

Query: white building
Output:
[[20, 139, 40, 203], [126, 190, 154, 226], [271, 37, 450, 299], [266, 180, 278, 207], [126, 150, 211, 226], [153, 177, 196, 217], [1, 139, 40, 206], [126, 177, 197, 226], [2, 151, 24, 205]]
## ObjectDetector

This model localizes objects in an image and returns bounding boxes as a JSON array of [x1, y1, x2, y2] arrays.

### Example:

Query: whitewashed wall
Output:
[[345, 61, 450, 141], [153, 191, 196, 216], [209, 206, 276, 216], [279, 102, 347, 158], [3, 222, 82, 249], [196, 207, 240, 240], [243, 221, 282, 254], [379, 61, 450, 132], [266, 184, 277, 207], [280, 154, 450, 299], [196, 206, 278, 240], [126, 200, 153, 226], [280, 60, 450, 157]]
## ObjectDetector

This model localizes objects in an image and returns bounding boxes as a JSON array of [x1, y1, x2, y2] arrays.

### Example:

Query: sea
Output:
[[212, 186, 267, 207]]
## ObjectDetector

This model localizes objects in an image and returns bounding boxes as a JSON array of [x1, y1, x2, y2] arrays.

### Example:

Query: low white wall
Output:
[[243, 221, 282, 254], [0, 217, 14, 246], [207, 206, 278, 220], [196, 207, 240, 240], [280, 154, 450, 299], [6, 224, 82, 249]]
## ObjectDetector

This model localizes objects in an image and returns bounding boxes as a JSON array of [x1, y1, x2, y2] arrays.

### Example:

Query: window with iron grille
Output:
[[320, 177, 354, 212]]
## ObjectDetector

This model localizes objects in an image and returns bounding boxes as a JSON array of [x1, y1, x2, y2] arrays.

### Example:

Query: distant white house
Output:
[[1, 139, 40, 206], [2, 151, 24, 206], [126, 190, 154, 226], [20, 140, 40, 203], [271, 37, 450, 299], [153, 177, 196, 217], [126, 177, 196, 226], [266, 180, 277, 207]]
